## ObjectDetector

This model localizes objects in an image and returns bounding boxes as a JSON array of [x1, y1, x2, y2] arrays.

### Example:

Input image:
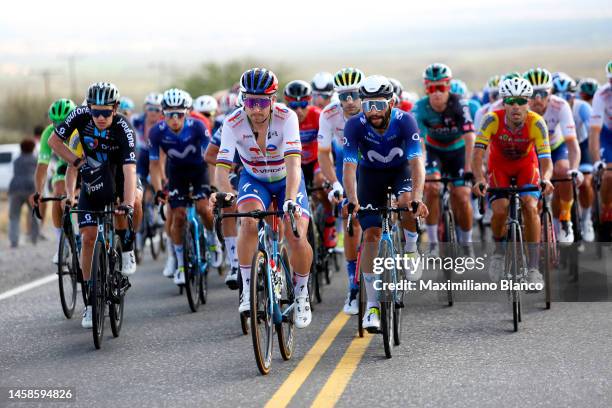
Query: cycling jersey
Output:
[[343, 108, 422, 168], [299, 105, 321, 165], [55, 106, 136, 168], [38, 124, 69, 184], [148, 118, 210, 166], [573, 98, 592, 143], [590, 83, 612, 129], [476, 110, 551, 161], [412, 94, 474, 151], [467, 99, 482, 122], [190, 111, 213, 134], [216, 103, 302, 183], [317, 102, 347, 149], [474, 101, 498, 131], [542, 94, 576, 150], [131, 114, 148, 151]]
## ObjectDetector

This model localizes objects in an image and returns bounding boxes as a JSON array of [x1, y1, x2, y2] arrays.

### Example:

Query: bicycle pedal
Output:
[[395, 301, 405, 309], [365, 327, 380, 334]]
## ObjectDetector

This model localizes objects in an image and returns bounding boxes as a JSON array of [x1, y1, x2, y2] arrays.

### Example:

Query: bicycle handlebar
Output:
[[32, 195, 67, 220], [215, 208, 300, 242], [346, 204, 417, 237]]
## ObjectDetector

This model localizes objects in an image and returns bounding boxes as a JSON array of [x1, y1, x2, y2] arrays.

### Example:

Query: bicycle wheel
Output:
[[307, 219, 322, 304], [91, 241, 107, 349], [238, 268, 248, 335], [392, 226, 405, 346], [508, 224, 521, 332], [442, 211, 456, 307], [198, 230, 208, 305], [57, 231, 77, 319], [379, 239, 394, 358], [109, 235, 125, 338], [541, 209, 555, 309], [358, 272, 365, 338], [277, 245, 295, 361], [250, 250, 274, 375], [184, 224, 201, 312]]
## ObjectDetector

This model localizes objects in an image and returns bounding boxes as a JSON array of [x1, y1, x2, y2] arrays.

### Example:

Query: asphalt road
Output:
[[1, 244, 612, 408]]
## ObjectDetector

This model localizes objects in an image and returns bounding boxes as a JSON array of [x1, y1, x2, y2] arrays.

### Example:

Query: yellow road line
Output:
[[265, 312, 350, 408], [310, 333, 374, 408]]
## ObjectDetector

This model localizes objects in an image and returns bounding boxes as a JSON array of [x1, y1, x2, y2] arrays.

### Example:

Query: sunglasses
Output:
[[362, 99, 390, 112], [338, 91, 360, 102], [426, 84, 450, 94], [313, 92, 332, 99], [288, 100, 309, 110], [164, 111, 186, 119], [146, 106, 162, 113], [503, 97, 529, 106], [90, 108, 114, 118], [531, 89, 550, 99], [244, 97, 272, 110]]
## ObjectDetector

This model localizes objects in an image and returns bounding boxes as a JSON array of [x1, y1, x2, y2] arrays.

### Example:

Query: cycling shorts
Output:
[[167, 163, 210, 209], [51, 162, 68, 185], [237, 171, 310, 218], [425, 145, 467, 186], [550, 142, 569, 163], [136, 149, 150, 180], [487, 152, 540, 202], [600, 125, 612, 164], [579, 139, 593, 173]]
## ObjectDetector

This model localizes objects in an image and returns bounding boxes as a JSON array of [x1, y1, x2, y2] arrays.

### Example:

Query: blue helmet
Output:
[[240, 68, 279, 95], [119, 96, 135, 112], [552, 72, 576, 94], [450, 79, 468, 96]]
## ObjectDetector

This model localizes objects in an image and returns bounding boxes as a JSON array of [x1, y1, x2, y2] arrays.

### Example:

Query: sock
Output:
[[404, 229, 419, 253], [54, 227, 62, 242], [581, 207, 592, 224], [240, 265, 251, 293], [224, 236, 238, 269], [459, 228, 473, 245], [426, 224, 438, 244], [366, 301, 379, 310], [559, 200, 573, 222], [528, 243, 539, 270], [346, 259, 358, 290], [363, 272, 379, 305], [294, 273, 309, 297], [174, 245, 184, 268]]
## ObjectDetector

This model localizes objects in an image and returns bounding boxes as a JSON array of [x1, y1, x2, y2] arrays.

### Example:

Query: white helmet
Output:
[[220, 92, 238, 113], [183, 91, 193, 109], [162, 88, 189, 110], [144, 92, 163, 106], [311, 72, 334, 94], [193, 95, 218, 114], [359, 75, 394, 100], [499, 77, 533, 98]]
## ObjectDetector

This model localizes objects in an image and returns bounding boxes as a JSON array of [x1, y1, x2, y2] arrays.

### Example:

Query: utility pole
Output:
[[32, 69, 60, 100], [66, 55, 80, 99]]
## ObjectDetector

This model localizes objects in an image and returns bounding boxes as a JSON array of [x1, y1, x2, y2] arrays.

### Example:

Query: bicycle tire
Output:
[[392, 225, 405, 346], [509, 223, 521, 332], [358, 272, 365, 338], [379, 239, 394, 358], [443, 211, 456, 307], [307, 219, 322, 304], [237, 268, 249, 335], [58, 231, 77, 319], [184, 224, 201, 313], [277, 245, 295, 361], [109, 235, 124, 337], [250, 250, 274, 375], [541, 209, 554, 310], [198, 230, 208, 305], [91, 240, 106, 349]]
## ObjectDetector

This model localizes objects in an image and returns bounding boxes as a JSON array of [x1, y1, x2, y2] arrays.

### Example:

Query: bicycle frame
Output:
[[186, 201, 208, 276]]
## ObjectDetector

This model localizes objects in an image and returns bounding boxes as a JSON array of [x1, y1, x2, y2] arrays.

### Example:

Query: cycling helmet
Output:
[[333, 67, 364, 92], [162, 88, 189, 110], [311, 72, 334, 94], [144, 92, 163, 106], [578, 78, 599, 98], [423, 63, 452, 82], [502, 71, 521, 81], [523, 68, 552, 90], [183, 91, 193, 109], [552, 72, 576, 94], [487, 75, 501, 91], [220, 93, 239, 113], [236, 91, 245, 108], [240, 68, 278, 95], [87, 82, 120, 106], [450, 79, 468, 96], [607, 60, 612, 79], [119, 97, 135, 112], [388, 78, 404, 97], [48, 98, 76, 123], [194, 95, 218, 113], [284, 80, 312, 101], [359, 75, 394, 100], [499, 77, 533, 98]]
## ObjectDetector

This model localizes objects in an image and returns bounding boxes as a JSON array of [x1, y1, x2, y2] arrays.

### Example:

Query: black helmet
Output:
[[87, 82, 120, 106], [284, 80, 312, 101], [359, 75, 394, 100]]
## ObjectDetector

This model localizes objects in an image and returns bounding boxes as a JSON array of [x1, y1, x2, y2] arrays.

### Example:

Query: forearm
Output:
[[122, 164, 137, 206], [48, 133, 78, 166], [589, 126, 602, 162], [34, 164, 48, 193], [343, 162, 358, 203], [150, 160, 163, 192], [410, 157, 425, 201], [65, 166, 77, 200], [318, 148, 337, 183], [540, 158, 553, 181], [463, 132, 475, 171], [472, 148, 485, 181], [284, 156, 301, 201], [566, 137, 580, 169], [215, 165, 233, 193]]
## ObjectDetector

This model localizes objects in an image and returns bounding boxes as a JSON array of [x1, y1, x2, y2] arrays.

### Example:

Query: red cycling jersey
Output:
[[299, 105, 321, 165], [190, 111, 212, 135]]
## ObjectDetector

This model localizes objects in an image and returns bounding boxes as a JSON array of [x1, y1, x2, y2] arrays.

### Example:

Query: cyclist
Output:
[[119, 96, 135, 119], [284, 80, 336, 248], [474, 75, 501, 129], [311, 72, 335, 109], [450, 78, 482, 119], [149, 88, 213, 286], [317, 67, 365, 315], [472, 77, 554, 286], [413, 63, 475, 254], [48, 82, 139, 328], [343, 75, 427, 331], [578, 78, 598, 104], [211, 68, 313, 329], [588, 60, 612, 240], [133, 93, 164, 182], [194, 95, 218, 125], [553, 72, 595, 241], [524, 68, 580, 244], [30, 98, 76, 264]]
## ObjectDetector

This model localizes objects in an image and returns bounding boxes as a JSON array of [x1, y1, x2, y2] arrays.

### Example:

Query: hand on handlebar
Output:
[[210, 192, 236, 209], [115, 204, 134, 217], [282, 199, 302, 218], [473, 180, 488, 197], [410, 200, 428, 218], [155, 190, 167, 205], [540, 179, 554, 195], [567, 169, 584, 187], [327, 181, 344, 204]]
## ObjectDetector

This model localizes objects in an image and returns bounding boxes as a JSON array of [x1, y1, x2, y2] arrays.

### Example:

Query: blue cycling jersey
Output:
[[343, 108, 422, 169], [148, 118, 210, 165]]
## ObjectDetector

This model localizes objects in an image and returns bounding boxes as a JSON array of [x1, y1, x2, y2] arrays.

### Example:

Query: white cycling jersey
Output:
[[317, 101, 348, 149], [216, 103, 301, 183], [572, 98, 592, 143], [542, 94, 576, 150], [590, 83, 612, 129], [474, 101, 499, 130]]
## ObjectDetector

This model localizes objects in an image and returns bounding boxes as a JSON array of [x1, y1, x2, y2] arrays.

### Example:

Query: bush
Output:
[[0, 92, 50, 136]]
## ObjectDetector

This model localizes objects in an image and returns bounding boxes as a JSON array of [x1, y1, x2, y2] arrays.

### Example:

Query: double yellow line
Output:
[[265, 312, 374, 408]]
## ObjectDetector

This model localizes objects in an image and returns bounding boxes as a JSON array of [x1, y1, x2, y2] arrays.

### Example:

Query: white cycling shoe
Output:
[[582, 219, 595, 242], [343, 290, 359, 315], [52, 251, 60, 265], [526, 268, 544, 293], [239, 289, 250, 313], [557, 221, 574, 245], [121, 251, 137, 276], [173, 267, 185, 285], [81, 306, 93, 329], [163, 256, 175, 278], [294, 295, 312, 329], [225, 267, 238, 290], [363, 307, 380, 332]]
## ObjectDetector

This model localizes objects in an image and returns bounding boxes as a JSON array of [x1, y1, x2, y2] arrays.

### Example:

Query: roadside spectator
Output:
[[8, 138, 38, 248]]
